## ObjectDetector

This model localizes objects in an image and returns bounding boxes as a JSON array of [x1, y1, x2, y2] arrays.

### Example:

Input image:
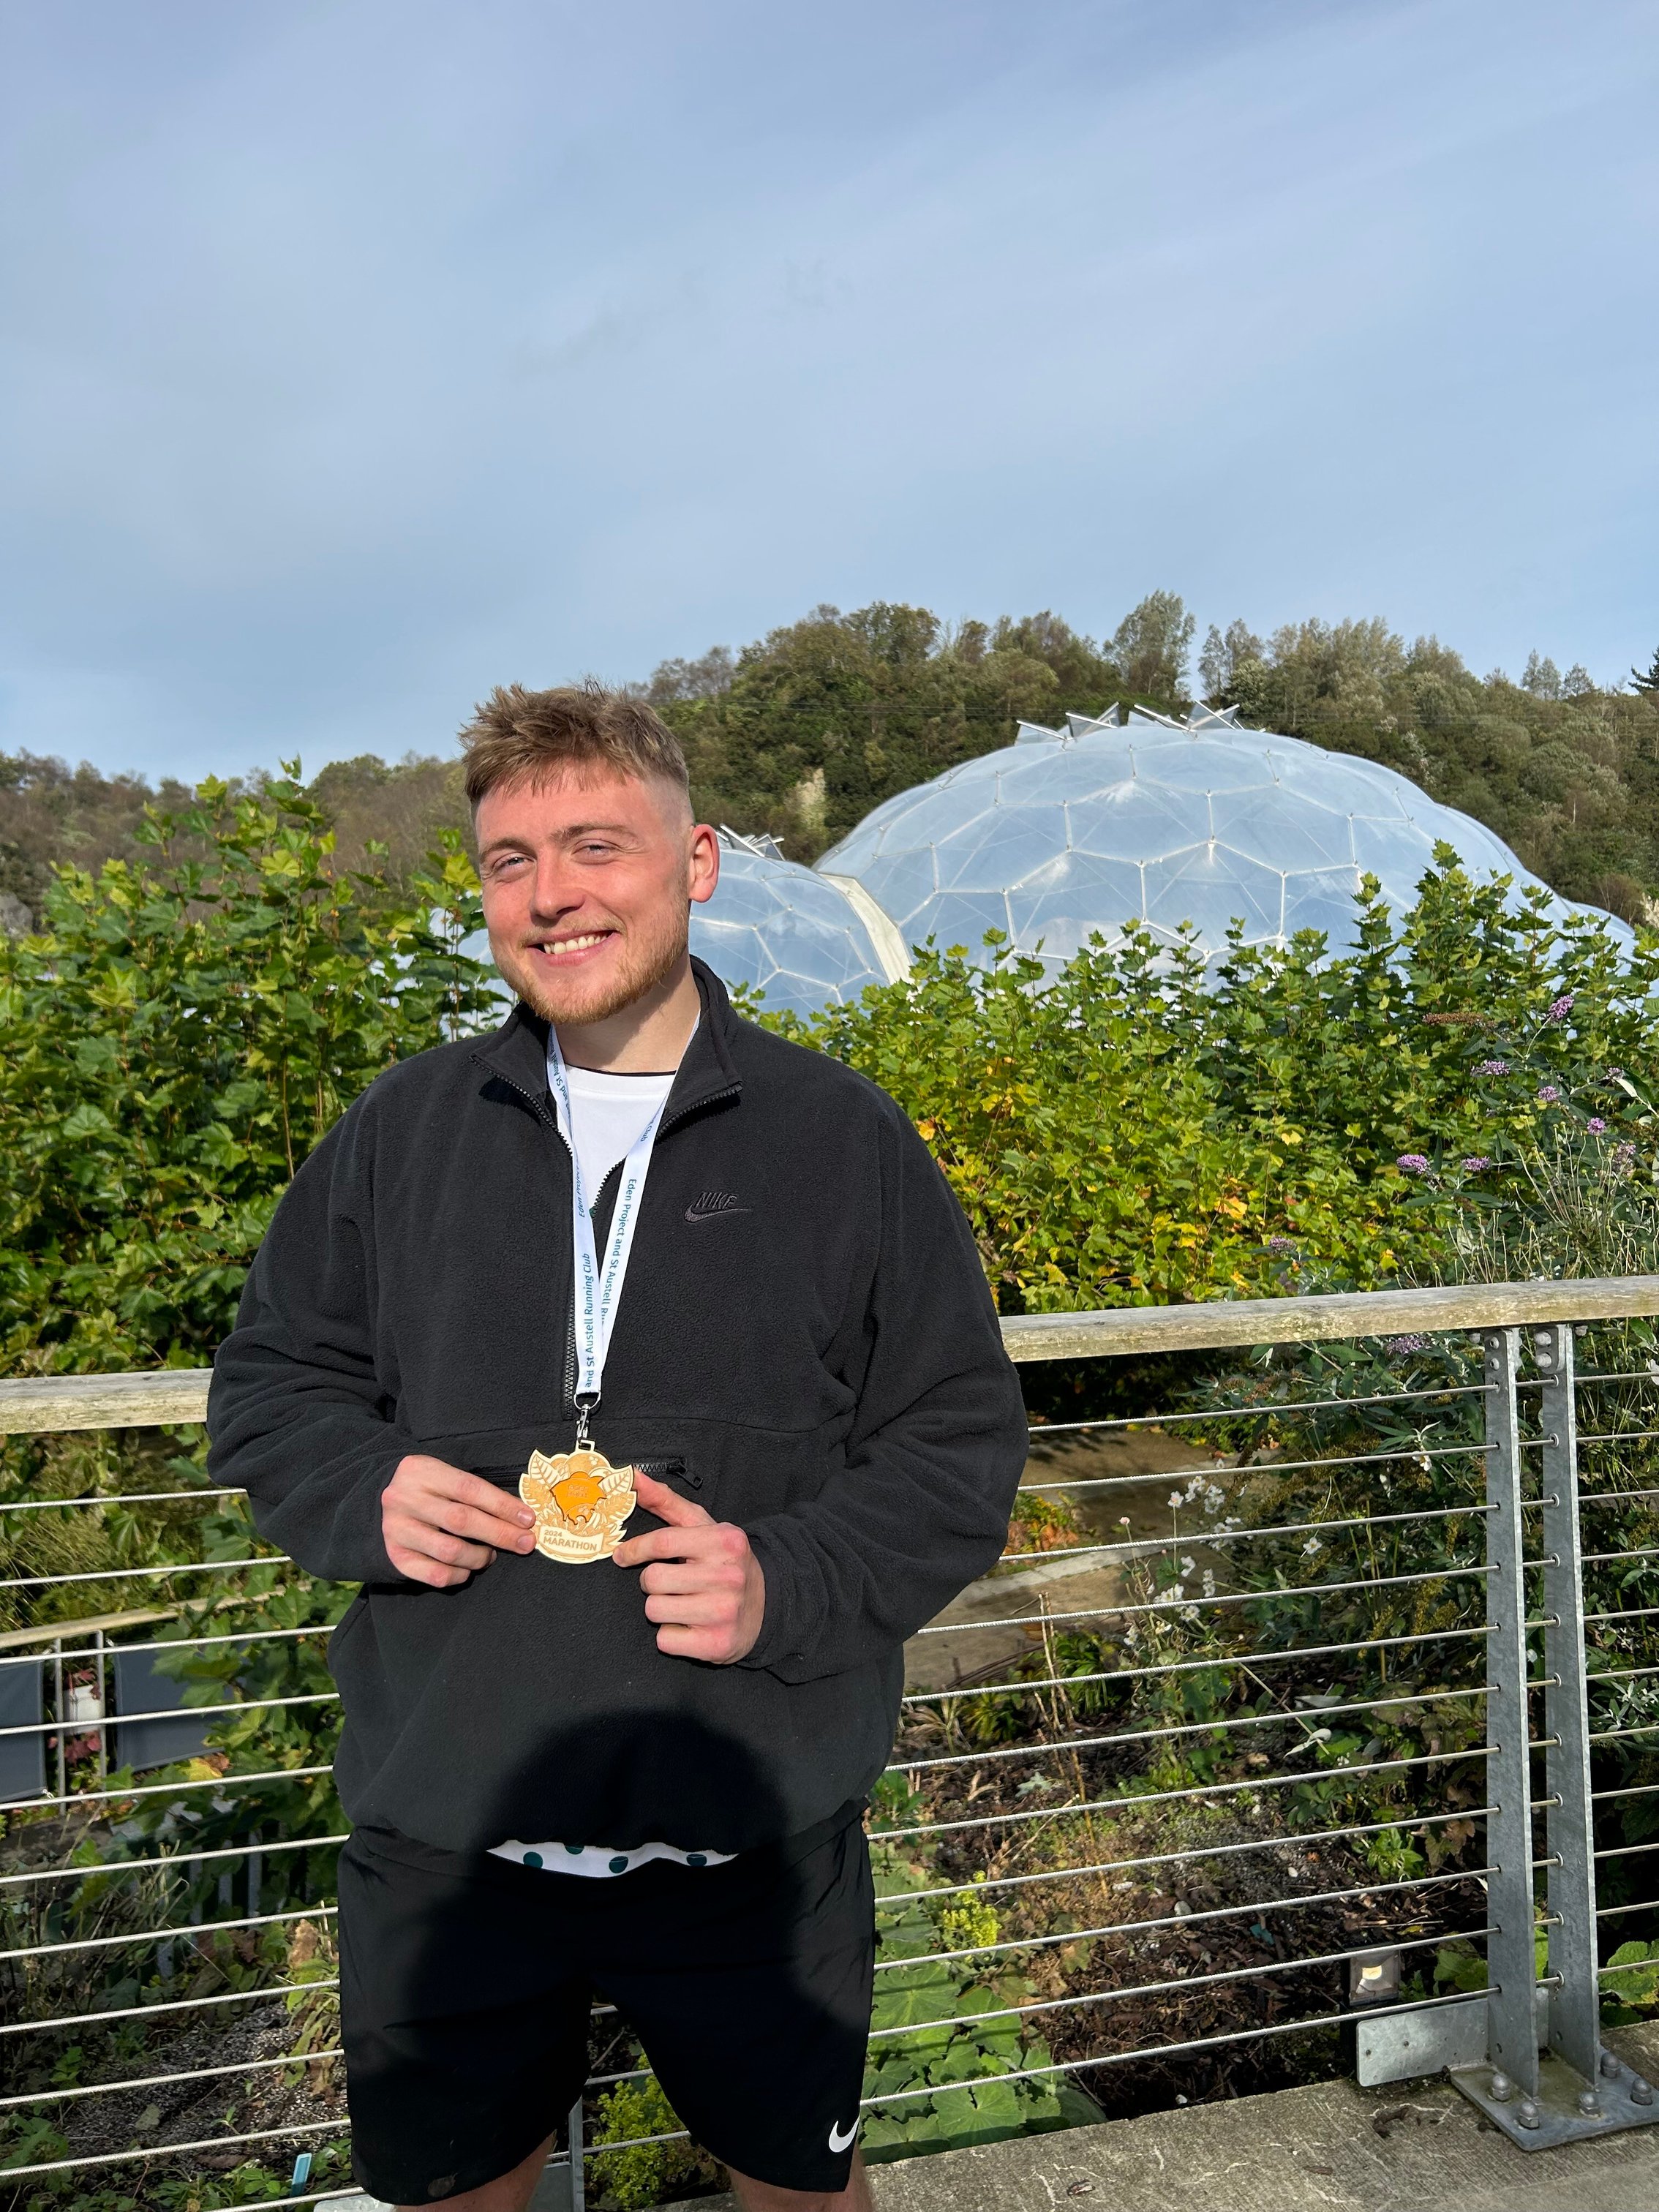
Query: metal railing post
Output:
[[93, 1626, 108, 1782], [568, 2098, 584, 2212], [1453, 1320, 1657, 2143], [1535, 1321, 1599, 2082], [51, 1634, 64, 1799], [1478, 1325, 1540, 2098]]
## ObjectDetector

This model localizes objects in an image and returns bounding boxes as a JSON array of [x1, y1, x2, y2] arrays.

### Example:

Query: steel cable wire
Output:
[[0, 1620, 335, 1671], [912, 1562, 1489, 1638], [1022, 1443, 1487, 1497], [1, 1554, 290, 1594], [1, 1900, 337, 1965], [0, 1830, 348, 1889], [868, 1865, 1490, 1975], [878, 1808, 1497, 1906], [0, 1690, 338, 1742], [0, 1977, 341, 2039], [998, 1500, 1494, 1569], [0, 2047, 346, 2113]]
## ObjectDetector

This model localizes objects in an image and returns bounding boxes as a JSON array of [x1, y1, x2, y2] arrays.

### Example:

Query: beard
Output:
[[492, 901, 690, 1028]]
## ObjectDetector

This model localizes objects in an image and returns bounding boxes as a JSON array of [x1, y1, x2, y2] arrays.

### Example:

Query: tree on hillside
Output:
[[15, 597, 1659, 922], [648, 601, 1124, 857], [1109, 590, 1195, 704], [305, 753, 467, 881], [1633, 646, 1659, 696], [0, 752, 197, 930], [1199, 619, 1265, 704]]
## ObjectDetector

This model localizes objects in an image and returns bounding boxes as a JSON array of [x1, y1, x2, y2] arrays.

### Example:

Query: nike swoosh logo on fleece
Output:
[[827, 2118, 859, 2152], [684, 1192, 752, 1222]]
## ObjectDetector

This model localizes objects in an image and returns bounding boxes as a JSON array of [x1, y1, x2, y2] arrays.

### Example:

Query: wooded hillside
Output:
[[5, 595, 1657, 928]]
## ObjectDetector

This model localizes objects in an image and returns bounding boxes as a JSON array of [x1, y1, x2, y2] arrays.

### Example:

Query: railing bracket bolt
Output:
[[1600, 2053, 1622, 2080], [1631, 2078, 1654, 2107], [1576, 2089, 1602, 2118], [1516, 2098, 1542, 2129], [1489, 2072, 1515, 2102]]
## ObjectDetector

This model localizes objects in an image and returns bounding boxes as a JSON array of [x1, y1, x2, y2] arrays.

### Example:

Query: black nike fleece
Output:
[[207, 961, 1028, 1856]]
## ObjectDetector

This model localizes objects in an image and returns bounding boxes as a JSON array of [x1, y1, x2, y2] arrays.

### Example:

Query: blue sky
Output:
[[2, 0, 1655, 783]]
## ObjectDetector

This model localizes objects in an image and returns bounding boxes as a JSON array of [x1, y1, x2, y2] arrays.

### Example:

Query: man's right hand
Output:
[[381, 1455, 538, 1588]]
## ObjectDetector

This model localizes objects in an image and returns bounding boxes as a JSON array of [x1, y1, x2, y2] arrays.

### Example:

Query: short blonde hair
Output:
[[459, 680, 690, 810]]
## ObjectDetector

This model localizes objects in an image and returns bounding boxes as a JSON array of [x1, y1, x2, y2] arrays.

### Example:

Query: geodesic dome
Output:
[[814, 705, 1629, 974], [688, 829, 898, 1015]]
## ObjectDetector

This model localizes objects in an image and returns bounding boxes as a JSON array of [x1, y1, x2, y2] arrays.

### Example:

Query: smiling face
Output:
[[475, 765, 720, 1029]]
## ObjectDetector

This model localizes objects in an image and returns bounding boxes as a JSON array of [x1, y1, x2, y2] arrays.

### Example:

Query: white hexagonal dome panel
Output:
[[816, 706, 1630, 974]]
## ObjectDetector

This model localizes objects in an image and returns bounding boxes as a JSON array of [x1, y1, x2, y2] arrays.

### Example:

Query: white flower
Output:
[[1301, 1536, 1323, 1557], [1181, 1556, 1195, 1574], [1168, 1491, 1184, 1510]]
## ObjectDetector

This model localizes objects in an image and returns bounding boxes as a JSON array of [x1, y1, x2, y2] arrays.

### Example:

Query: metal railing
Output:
[[4, 1276, 1659, 2201]]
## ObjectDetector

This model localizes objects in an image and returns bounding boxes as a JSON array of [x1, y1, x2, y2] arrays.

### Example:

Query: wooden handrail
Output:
[[5, 1276, 1659, 1432]]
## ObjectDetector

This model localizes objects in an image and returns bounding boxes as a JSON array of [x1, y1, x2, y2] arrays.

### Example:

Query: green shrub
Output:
[[588, 2076, 718, 2211], [0, 767, 493, 1374]]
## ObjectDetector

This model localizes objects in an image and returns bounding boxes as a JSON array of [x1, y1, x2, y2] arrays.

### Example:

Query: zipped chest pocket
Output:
[[636, 1455, 700, 1493], [470, 1455, 699, 1494]]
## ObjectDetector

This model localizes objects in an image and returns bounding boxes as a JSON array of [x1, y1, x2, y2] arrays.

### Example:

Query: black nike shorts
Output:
[[336, 1803, 876, 2202]]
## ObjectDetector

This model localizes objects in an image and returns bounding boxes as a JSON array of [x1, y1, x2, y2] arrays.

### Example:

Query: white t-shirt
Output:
[[488, 1043, 733, 1878], [561, 1061, 676, 1207]]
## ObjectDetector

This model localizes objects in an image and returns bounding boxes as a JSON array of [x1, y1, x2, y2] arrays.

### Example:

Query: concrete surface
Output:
[[661, 2023, 1659, 2211]]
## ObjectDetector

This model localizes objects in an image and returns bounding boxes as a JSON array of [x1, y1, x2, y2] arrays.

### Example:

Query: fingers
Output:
[[637, 1560, 746, 1597], [391, 1455, 535, 1528], [615, 1509, 767, 1663], [614, 1519, 743, 1570], [643, 1588, 741, 1627], [629, 1470, 712, 1529], [653, 1624, 742, 1662], [384, 1540, 484, 1591], [421, 1501, 534, 1549], [383, 1516, 496, 1573], [383, 1455, 537, 1583]]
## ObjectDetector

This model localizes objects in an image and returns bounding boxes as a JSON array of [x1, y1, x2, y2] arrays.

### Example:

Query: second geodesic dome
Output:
[[687, 829, 903, 1015]]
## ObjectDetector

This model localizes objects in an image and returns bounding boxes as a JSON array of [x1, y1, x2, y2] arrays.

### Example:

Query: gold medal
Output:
[[520, 1446, 638, 1565]]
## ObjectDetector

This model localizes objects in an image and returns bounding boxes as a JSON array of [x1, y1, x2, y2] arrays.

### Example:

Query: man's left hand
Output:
[[614, 1472, 766, 1663]]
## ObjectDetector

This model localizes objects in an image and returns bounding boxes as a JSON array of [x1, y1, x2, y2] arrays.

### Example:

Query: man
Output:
[[208, 683, 1028, 2212]]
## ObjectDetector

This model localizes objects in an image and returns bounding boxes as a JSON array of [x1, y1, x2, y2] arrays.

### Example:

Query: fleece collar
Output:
[[470, 956, 744, 1131]]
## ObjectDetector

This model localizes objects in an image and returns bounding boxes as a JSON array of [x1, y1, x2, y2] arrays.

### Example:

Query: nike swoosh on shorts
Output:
[[827, 2118, 859, 2152]]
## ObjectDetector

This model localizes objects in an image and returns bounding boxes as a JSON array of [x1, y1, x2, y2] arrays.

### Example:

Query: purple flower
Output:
[[1476, 1059, 1510, 1077], [1589, 1117, 1609, 1135], [1614, 1142, 1638, 1166], [1537, 1085, 1562, 1104], [1461, 1156, 1491, 1172], [1266, 1235, 1298, 1253], [1388, 1333, 1432, 1355], [1396, 1154, 1432, 1175], [1609, 1066, 1626, 1080], [1546, 994, 1575, 1023]]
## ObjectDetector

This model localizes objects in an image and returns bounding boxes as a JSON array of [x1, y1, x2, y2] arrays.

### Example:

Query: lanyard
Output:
[[544, 1029, 672, 1442]]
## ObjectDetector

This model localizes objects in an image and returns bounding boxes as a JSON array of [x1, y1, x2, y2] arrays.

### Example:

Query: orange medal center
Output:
[[549, 1465, 606, 1524]]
